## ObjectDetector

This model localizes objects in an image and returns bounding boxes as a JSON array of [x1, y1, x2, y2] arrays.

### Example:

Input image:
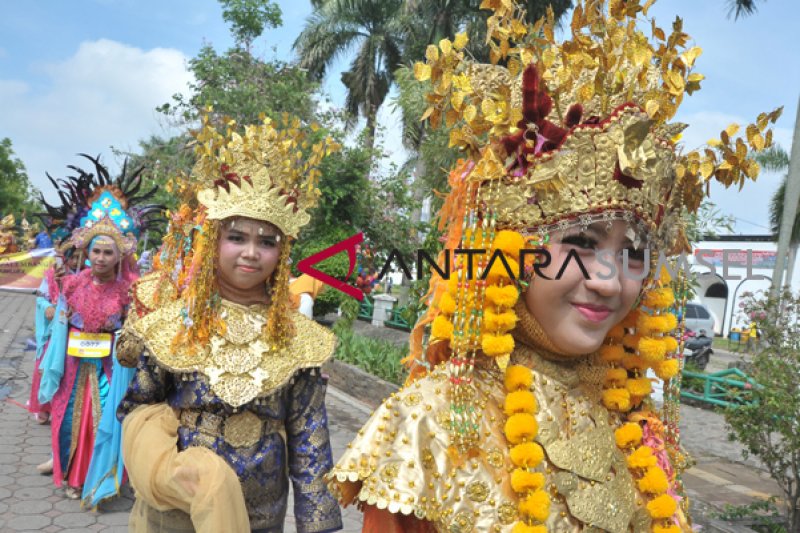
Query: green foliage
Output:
[[294, 0, 406, 147], [302, 130, 421, 274], [311, 140, 373, 229], [159, 45, 318, 125], [685, 200, 736, 243], [113, 134, 195, 214], [158, 1, 316, 125], [726, 290, 800, 531], [0, 138, 40, 218], [336, 296, 361, 330], [219, 0, 282, 48], [392, 65, 460, 213], [399, 278, 429, 325], [713, 498, 787, 532], [759, 145, 795, 243], [333, 327, 408, 385]]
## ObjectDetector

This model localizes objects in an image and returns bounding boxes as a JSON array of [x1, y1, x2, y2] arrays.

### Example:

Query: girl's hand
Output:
[[45, 306, 56, 321]]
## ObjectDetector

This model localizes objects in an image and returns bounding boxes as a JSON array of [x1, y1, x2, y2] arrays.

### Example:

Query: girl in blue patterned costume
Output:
[[115, 114, 342, 533]]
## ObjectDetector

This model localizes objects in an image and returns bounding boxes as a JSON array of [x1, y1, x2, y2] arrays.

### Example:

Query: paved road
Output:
[[0, 292, 784, 531], [0, 292, 366, 532]]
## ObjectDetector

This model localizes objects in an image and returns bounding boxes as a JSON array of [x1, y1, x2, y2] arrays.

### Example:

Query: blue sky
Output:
[[1, 0, 798, 233]]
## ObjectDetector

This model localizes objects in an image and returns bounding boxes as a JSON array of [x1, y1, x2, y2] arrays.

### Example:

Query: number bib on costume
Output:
[[67, 329, 113, 358]]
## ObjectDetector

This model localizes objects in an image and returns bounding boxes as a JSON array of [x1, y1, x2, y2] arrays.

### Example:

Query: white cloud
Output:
[[1, 39, 193, 202]]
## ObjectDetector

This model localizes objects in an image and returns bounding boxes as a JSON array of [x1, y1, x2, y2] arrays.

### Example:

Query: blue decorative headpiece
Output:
[[37, 154, 165, 253]]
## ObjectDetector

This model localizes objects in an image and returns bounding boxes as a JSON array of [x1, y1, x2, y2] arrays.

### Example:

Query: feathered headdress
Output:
[[39, 154, 166, 255]]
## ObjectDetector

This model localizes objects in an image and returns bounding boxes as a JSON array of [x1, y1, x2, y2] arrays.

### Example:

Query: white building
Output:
[[688, 235, 800, 337]]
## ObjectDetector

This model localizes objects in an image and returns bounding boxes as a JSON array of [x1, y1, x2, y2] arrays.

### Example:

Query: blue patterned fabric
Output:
[[38, 294, 69, 404], [58, 357, 110, 476], [82, 349, 136, 507], [118, 355, 343, 532]]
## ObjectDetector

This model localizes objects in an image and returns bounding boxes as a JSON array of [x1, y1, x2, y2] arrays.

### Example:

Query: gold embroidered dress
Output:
[[330, 304, 655, 533], [116, 114, 343, 532]]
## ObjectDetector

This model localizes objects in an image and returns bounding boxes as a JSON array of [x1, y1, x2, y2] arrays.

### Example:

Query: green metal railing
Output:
[[385, 306, 417, 331], [356, 298, 418, 331], [680, 367, 760, 408], [357, 297, 374, 321]]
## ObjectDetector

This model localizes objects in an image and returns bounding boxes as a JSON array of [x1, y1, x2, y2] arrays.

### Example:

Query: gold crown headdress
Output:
[[414, 0, 782, 252], [192, 112, 339, 237], [404, 2, 782, 525], [156, 112, 339, 348]]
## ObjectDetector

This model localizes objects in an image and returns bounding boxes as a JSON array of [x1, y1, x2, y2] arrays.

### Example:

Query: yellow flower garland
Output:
[[598, 264, 683, 531], [439, 228, 684, 530], [504, 364, 550, 531], [615, 421, 680, 530]]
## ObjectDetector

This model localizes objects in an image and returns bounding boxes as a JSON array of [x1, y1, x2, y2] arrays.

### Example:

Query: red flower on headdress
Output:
[[501, 64, 584, 175], [214, 163, 253, 192]]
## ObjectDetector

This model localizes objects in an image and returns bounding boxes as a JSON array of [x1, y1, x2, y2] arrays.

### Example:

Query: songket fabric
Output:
[[117, 299, 343, 533]]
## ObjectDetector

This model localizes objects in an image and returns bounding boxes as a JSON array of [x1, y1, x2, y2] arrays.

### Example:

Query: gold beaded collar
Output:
[[125, 298, 336, 407]]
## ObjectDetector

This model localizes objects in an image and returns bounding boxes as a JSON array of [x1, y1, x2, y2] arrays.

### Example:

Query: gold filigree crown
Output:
[[414, 0, 782, 252], [70, 216, 138, 256], [192, 112, 340, 237]]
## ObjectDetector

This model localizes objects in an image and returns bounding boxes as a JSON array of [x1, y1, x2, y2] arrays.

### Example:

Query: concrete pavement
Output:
[[0, 292, 366, 532], [0, 292, 786, 531]]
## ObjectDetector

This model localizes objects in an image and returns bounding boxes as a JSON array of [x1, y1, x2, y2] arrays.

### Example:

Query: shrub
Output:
[[333, 327, 408, 385], [725, 289, 800, 532]]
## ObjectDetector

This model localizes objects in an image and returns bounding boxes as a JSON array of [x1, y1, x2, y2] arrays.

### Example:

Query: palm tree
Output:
[[762, 146, 795, 286], [294, 0, 406, 151], [727, 0, 768, 19]]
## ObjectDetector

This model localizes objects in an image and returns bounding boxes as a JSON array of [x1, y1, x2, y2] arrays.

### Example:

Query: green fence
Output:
[[385, 306, 417, 331], [357, 297, 374, 321], [357, 298, 418, 331], [680, 367, 760, 408]]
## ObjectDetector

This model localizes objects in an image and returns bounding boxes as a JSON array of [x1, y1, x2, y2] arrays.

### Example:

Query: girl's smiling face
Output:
[[525, 220, 647, 356]]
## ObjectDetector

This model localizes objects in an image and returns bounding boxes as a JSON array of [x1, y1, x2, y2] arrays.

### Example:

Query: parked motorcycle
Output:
[[683, 329, 713, 370]]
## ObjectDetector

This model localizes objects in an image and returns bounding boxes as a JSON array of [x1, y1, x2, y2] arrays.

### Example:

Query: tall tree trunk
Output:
[[365, 103, 377, 154], [771, 96, 800, 296], [786, 242, 798, 289]]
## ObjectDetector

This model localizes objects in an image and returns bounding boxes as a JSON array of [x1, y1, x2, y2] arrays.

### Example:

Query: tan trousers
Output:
[[122, 403, 250, 533]]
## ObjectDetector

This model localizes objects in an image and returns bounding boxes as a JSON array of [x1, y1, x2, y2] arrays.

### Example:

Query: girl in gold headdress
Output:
[[116, 114, 343, 532], [327, 1, 782, 532]]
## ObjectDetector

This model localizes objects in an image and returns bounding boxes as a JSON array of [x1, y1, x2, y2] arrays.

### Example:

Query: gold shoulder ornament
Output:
[[124, 300, 335, 407]]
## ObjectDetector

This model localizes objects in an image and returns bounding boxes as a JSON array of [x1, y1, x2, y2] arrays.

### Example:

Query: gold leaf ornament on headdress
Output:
[[413, 0, 782, 252], [0, 214, 15, 230], [192, 112, 340, 237]]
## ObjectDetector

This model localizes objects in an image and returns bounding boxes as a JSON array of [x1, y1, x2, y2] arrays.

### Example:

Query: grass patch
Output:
[[333, 326, 408, 385], [712, 336, 744, 352]]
